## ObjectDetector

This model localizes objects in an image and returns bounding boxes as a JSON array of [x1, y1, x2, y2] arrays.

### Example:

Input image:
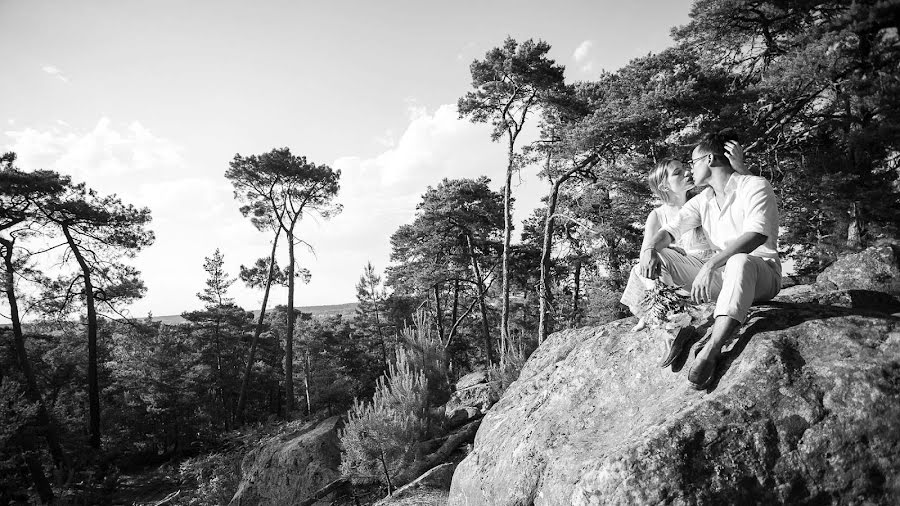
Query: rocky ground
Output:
[[449, 243, 900, 505]]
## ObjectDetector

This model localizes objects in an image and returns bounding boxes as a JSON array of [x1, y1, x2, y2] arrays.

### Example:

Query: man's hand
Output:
[[639, 248, 661, 279], [725, 140, 747, 174], [691, 263, 715, 303]]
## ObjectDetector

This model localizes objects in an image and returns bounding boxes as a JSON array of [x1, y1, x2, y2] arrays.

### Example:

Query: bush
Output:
[[0, 378, 40, 504], [399, 310, 450, 406], [488, 338, 528, 396], [178, 451, 243, 506], [339, 347, 428, 492]]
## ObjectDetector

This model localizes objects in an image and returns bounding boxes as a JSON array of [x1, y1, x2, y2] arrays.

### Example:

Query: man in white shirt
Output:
[[641, 133, 781, 389]]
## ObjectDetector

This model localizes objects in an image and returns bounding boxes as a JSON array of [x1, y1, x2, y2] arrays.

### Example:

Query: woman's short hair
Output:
[[648, 158, 679, 204]]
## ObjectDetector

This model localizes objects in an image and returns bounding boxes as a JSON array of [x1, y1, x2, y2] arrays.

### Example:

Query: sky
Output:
[[1, 0, 695, 318]]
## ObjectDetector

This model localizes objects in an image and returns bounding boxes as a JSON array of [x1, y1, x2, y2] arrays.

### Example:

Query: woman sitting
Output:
[[620, 142, 747, 362]]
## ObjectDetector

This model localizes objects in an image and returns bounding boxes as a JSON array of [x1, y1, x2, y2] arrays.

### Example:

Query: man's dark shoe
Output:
[[687, 355, 717, 390], [659, 325, 694, 368]]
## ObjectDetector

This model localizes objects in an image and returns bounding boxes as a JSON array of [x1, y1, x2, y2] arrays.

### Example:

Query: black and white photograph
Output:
[[2, 0, 899, 504]]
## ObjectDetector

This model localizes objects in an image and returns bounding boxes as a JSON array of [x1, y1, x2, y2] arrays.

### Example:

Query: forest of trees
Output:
[[2, 0, 898, 503]]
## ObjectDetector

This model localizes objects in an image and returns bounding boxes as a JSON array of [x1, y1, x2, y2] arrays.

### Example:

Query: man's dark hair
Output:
[[695, 129, 739, 167]]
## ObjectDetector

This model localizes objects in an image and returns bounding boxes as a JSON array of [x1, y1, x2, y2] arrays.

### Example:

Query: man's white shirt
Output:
[[661, 173, 781, 273]]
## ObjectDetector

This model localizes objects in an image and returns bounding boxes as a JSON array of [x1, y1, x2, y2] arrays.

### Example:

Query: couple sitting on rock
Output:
[[620, 132, 781, 390]]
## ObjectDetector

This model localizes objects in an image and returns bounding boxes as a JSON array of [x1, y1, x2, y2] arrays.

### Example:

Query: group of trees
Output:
[[434, 0, 899, 350], [0, 147, 352, 503], [1, 153, 153, 502]]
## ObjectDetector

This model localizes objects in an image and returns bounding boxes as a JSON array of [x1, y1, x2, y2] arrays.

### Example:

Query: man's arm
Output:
[[690, 232, 766, 303]]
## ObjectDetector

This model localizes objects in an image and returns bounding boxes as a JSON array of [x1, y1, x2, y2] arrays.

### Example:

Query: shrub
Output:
[[178, 451, 243, 506], [399, 309, 450, 406], [339, 347, 427, 492], [488, 337, 528, 396]]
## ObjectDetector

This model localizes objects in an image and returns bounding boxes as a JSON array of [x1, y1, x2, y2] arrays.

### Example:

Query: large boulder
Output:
[[817, 242, 900, 295], [230, 416, 341, 506], [449, 288, 900, 505]]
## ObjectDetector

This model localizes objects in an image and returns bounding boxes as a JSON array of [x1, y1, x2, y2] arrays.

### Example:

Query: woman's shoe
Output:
[[660, 326, 693, 368]]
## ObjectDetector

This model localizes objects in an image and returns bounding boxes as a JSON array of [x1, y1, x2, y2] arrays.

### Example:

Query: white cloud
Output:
[[294, 103, 548, 309], [2, 107, 551, 317], [573, 40, 594, 63], [42, 65, 69, 83], [573, 41, 597, 73], [3, 117, 185, 189]]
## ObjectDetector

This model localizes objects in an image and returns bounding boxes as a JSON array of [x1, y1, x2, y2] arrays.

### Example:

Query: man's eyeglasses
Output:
[[686, 154, 709, 167]]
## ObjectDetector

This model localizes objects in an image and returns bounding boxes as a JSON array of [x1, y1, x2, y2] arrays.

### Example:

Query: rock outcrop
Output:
[[449, 283, 900, 505], [445, 371, 501, 428], [817, 242, 900, 295], [230, 416, 341, 506]]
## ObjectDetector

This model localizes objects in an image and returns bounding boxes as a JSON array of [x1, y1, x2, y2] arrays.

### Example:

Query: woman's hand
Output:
[[639, 248, 661, 279], [725, 140, 748, 174]]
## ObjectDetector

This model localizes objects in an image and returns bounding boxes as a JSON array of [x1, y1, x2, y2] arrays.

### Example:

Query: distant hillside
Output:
[[150, 302, 358, 325]]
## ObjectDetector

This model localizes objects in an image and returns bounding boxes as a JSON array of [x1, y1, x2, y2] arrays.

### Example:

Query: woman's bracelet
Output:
[[641, 247, 656, 253]]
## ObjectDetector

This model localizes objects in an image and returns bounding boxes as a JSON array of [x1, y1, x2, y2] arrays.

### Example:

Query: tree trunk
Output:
[[212, 317, 226, 428], [18, 434, 54, 504], [1, 238, 71, 472], [370, 277, 388, 368], [570, 258, 582, 328], [847, 201, 864, 249], [236, 231, 280, 423], [500, 142, 514, 356], [451, 279, 459, 335], [433, 284, 445, 341], [285, 227, 296, 417], [538, 187, 559, 343], [62, 225, 101, 449], [538, 166, 581, 343], [466, 234, 494, 366], [304, 347, 311, 416], [446, 297, 478, 347]]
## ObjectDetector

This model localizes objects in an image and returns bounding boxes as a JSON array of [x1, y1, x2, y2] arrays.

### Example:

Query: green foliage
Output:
[[295, 314, 380, 415], [387, 177, 504, 368], [487, 336, 528, 395], [197, 248, 235, 307], [226, 147, 342, 414], [0, 378, 40, 503], [399, 310, 450, 405], [179, 451, 243, 506], [671, 0, 900, 264], [338, 347, 428, 487], [458, 37, 566, 142], [354, 261, 391, 368]]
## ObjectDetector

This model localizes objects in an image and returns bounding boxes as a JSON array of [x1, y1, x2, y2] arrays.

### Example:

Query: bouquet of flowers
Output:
[[640, 279, 691, 329]]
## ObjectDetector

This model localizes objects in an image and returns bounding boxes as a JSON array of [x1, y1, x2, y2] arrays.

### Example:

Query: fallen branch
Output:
[[152, 490, 180, 506], [394, 417, 482, 487], [297, 477, 350, 506]]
